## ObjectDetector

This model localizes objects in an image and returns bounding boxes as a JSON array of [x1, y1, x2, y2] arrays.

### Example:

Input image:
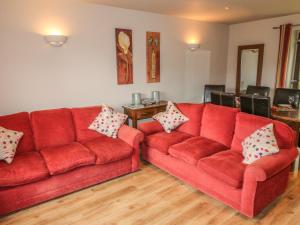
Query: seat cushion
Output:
[[71, 106, 104, 142], [145, 131, 193, 154], [176, 103, 205, 136], [0, 152, 49, 187], [82, 136, 133, 164], [0, 112, 35, 153], [198, 150, 246, 188], [31, 108, 75, 150], [40, 142, 96, 175], [200, 104, 239, 147], [231, 112, 295, 153], [168, 137, 228, 165]]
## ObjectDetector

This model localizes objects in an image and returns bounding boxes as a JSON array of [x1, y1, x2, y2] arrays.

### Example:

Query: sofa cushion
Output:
[[231, 112, 294, 153], [176, 103, 205, 136], [71, 106, 105, 142], [168, 136, 228, 165], [40, 142, 96, 175], [153, 101, 189, 133], [31, 108, 76, 149], [82, 136, 133, 164], [0, 112, 35, 153], [89, 104, 128, 138], [145, 131, 192, 154], [0, 152, 49, 187], [0, 126, 24, 164], [200, 104, 239, 147], [198, 150, 246, 188]]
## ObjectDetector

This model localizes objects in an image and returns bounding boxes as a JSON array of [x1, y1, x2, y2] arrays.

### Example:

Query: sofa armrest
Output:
[[118, 125, 144, 172], [244, 147, 298, 182], [138, 120, 163, 136], [118, 125, 144, 148]]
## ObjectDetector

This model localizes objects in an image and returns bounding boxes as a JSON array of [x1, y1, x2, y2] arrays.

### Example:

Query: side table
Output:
[[122, 101, 167, 128]]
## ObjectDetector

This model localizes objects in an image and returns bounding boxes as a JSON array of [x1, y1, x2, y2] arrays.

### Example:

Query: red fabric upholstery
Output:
[[0, 157, 133, 216], [31, 108, 76, 149], [71, 106, 104, 142], [142, 146, 242, 210], [176, 103, 205, 136], [139, 103, 297, 217], [244, 148, 298, 182], [168, 136, 228, 165], [40, 142, 96, 175], [117, 125, 144, 171], [0, 112, 35, 153], [198, 150, 246, 188], [231, 112, 295, 153], [0, 152, 49, 187], [138, 120, 164, 136], [145, 131, 192, 154], [83, 136, 133, 164], [201, 104, 239, 147]]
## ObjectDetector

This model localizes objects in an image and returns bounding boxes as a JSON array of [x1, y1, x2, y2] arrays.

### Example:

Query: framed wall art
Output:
[[115, 28, 133, 85], [146, 32, 160, 83]]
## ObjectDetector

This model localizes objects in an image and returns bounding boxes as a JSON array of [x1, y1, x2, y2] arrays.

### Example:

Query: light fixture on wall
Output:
[[187, 43, 200, 51], [44, 35, 68, 47]]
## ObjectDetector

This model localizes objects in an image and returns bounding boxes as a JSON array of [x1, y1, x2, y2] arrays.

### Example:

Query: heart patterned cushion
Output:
[[153, 101, 189, 133], [242, 123, 279, 164], [89, 105, 128, 138], [0, 126, 24, 164]]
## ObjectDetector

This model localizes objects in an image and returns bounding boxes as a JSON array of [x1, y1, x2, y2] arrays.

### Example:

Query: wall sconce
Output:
[[44, 35, 68, 47], [187, 43, 200, 51]]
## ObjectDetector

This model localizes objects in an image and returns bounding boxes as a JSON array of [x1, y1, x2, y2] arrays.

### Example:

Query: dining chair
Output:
[[204, 85, 225, 103], [246, 85, 270, 97], [221, 93, 236, 108], [253, 96, 271, 118], [240, 95, 271, 118], [210, 91, 222, 105], [273, 88, 300, 108]]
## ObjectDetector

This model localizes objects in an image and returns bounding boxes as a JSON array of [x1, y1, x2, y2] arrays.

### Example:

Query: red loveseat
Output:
[[139, 103, 298, 218], [0, 106, 143, 216]]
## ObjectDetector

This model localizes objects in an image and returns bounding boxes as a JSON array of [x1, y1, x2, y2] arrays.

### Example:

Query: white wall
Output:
[[0, 0, 228, 115], [226, 14, 300, 95]]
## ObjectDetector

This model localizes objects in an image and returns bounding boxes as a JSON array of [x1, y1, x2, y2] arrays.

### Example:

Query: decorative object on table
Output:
[[0, 126, 23, 164], [123, 101, 167, 128], [242, 123, 279, 164], [116, 28, 133, 85], [89, 104, 128, 138], [141, 98, 156, 106], [132, 93, 142, 106], [153, 101, 189, 133], [151, 91, 160, 103], [146, 32, 160, 83], [273, 88, 300, 108]]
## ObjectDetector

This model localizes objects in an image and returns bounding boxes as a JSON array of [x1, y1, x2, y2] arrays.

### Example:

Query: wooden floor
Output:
[[1, 162, 300, 225]]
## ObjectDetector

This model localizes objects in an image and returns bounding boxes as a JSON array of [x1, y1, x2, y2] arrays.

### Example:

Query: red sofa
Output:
[[139, 103, 298, 218], [0, 106, 143, 216]]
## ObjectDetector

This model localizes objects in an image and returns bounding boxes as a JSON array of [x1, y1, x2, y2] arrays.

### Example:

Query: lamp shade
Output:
[[44, 35, 68, 47]]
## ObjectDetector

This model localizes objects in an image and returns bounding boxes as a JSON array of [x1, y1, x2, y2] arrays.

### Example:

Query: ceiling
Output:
[[87, 0, 300, 24]]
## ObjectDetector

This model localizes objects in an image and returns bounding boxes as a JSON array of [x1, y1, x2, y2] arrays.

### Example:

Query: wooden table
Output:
[[122, 101, 167, 128], [271, 109, 300, 176], [271, 109, 300, 146]]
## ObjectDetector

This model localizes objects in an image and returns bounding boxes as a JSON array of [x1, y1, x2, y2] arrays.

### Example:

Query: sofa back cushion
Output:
[[175, 103, 205, 136], [231, 112, 295, 153], [31, 108, 75, 149], [0, 112, 35, 153], [71, 106, 104, 142], [200, 104, 239, 147]]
